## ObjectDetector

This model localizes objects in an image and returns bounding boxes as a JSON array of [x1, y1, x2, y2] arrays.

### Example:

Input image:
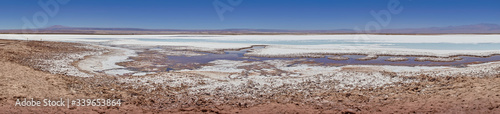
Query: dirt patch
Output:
[[0, 40, 145, 113]]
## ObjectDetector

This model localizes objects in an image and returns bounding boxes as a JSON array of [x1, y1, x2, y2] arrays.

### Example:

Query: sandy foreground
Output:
[[1, 39, 500, 113]]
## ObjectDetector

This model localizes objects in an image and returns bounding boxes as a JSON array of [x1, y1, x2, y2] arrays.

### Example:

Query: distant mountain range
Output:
[[379, 23, 500, 34], [1, 23, 499, 34]]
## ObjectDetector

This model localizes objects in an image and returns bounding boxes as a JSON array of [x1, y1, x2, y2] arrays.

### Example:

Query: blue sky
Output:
[[1, 0, 499, 30]]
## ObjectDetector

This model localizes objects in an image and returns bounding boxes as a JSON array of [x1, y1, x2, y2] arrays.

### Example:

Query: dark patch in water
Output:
[[166, 68, 174, 71]]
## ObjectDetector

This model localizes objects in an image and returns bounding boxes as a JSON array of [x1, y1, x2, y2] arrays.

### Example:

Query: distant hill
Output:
[[379, 23, 500, 34], [1, 24, 499, 35]]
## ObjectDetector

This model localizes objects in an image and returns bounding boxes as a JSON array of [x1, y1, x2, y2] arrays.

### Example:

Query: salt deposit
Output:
[[385, 57, 409, 62], [327, 56, 349, 60], [415, 57, 462, 62], [77, 46, 138, 76]]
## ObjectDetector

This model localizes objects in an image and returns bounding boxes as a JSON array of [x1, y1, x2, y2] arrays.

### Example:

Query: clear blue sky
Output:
[[1, 0, 499, 30]]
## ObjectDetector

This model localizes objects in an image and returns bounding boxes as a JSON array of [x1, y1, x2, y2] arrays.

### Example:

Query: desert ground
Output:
[[1, 34, 500, 113]]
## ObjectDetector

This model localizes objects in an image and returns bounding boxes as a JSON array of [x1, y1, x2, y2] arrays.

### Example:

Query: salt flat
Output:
[[3, 34, 500, 43], [2, 34, 500, 75], [2, 34, 500, 49]]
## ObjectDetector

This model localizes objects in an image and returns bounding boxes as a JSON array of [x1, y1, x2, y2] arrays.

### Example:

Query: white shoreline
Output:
[[77, 45, 138, 76]]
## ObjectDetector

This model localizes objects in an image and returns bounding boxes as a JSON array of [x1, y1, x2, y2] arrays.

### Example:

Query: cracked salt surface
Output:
[[399, 61, 500, 77], [176, 60, 420, 89], [120, 58, 500, 95], [121, 66, 413, 95]]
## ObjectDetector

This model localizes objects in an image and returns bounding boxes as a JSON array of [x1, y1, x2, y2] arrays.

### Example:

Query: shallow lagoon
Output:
[[163, 46, 500, 67], [78, 37, 500, 67]]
